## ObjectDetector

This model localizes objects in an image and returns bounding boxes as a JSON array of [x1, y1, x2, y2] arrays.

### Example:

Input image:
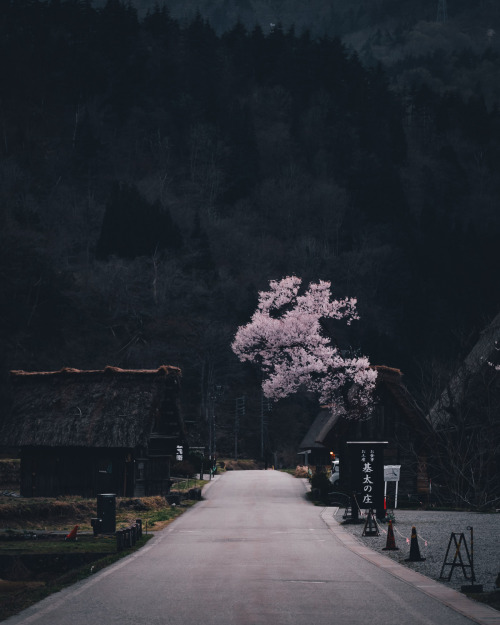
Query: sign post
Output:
[[384, 464, 401, 509], [347, 441, 387, 520]]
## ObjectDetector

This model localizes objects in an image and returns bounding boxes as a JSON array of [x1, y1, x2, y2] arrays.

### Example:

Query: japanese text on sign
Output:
[[348, 441, 387, 512], [361, 448, 376, 505]]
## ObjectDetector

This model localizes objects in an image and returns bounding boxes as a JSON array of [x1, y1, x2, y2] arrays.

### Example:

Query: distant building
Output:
[[1, 366, 186, 497], [425, 312, 500, 508], [428, 311, 500, 427], [299, 366, 434, 505]]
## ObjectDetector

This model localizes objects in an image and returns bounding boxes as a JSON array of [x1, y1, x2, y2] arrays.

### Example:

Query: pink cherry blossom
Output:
[[231, 276, 377, 419]]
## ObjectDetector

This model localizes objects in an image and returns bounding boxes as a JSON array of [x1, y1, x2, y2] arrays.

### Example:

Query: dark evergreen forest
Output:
[[1, 0, 499, 461]]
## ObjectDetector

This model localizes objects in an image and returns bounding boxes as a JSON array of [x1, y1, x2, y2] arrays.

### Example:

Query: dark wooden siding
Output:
[[20, 447, 131, 497], [20, 447, 173, 498]]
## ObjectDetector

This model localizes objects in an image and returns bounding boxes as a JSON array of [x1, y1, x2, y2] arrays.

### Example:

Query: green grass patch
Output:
[[0, 534, 153, 621], [170, 478, 207, 492], [144, 505, 187, 528], [0, 493, 204, 620]]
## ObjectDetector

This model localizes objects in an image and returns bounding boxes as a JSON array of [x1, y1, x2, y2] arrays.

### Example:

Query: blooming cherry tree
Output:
[[231, 276, 377, 419]]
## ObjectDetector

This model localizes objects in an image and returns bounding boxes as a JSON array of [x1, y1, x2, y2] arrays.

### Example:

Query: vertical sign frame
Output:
[[347, 441, 387, 518]]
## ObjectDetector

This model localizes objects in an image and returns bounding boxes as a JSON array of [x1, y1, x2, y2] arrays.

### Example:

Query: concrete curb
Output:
[[200, 474, 221, 498]]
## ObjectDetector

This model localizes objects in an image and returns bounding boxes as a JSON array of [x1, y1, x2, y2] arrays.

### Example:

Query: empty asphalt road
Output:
[[5, 471, 492, 625]]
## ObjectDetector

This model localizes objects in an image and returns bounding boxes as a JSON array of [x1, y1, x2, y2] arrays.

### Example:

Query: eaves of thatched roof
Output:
[[2, 366, 182, 448], [299, 410, 340, 450], [427, 311, 500, 427], [373, 365, 431, 435], [298, 365, 431, 450]]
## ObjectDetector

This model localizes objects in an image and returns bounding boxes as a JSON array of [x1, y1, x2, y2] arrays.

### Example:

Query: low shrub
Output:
[[294, 465, 309, 478], [309, 472, 331, 499]]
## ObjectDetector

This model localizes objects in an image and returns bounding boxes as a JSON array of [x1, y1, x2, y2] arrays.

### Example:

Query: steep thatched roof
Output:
[[428, 311, 500, 427], [373, 366, 430, 435], [299, 411, 340, 450], [2, 366, 182, 448], [298, 365, 431, 451]]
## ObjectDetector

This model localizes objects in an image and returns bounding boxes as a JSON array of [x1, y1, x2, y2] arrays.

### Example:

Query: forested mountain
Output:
[[97, 0, 500, 104], [1, 0, 499, 461], [343, 0, 500, 110]]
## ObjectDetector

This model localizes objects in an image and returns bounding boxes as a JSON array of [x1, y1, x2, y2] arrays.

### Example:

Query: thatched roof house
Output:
[[2, 366, 185, 497], [428, 311, 500, 427], [298, 410, 340, 466], [424, 313, 500, 508], [299, 366, 433, 503]]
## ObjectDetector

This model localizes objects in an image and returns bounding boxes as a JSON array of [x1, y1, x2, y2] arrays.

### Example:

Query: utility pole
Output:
[[261, 394, 272, 461], [437, 0, 448, 23], [208, 384, 224, 475], [206, 404, 211, 480], [235, 396, 245, 460]]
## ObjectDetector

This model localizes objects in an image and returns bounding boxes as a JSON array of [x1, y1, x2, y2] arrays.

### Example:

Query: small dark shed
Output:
[[1, 366, 185, 497]]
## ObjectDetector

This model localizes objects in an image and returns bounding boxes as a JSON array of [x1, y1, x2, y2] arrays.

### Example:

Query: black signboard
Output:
[[347, 441, 387, 515]]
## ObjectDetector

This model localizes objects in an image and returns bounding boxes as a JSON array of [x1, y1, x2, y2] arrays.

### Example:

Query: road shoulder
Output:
[[320, 508, 500, 625]]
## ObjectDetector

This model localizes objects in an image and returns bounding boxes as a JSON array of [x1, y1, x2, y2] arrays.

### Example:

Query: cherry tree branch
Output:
[[231, 276, 376, 419]]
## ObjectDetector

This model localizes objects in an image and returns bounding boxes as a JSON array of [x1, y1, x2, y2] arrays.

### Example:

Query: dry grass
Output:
[[0, 495, 186, 531], [0, 497, 97, 530], [221, 458, 264, 471], [294, 465, 310, 478]]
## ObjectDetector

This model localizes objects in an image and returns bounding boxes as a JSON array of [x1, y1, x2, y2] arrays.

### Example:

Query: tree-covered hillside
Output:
[[107, 0, 500, 105], [1, 0, 499, 460]]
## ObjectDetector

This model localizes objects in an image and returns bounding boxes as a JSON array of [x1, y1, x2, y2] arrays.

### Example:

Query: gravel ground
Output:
[[332, 508, 500, 593]]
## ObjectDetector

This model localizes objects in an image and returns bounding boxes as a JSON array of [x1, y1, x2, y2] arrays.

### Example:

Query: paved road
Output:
[[5, 471, 488, 625]]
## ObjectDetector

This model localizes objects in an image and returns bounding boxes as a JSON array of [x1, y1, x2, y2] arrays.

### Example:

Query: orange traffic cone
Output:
[[405, 525, 426, 561], [382, 520, 399, 551], [65, 525, 79, 541]]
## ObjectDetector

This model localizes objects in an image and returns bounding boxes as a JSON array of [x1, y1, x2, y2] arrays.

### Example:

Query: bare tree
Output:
[[423, 363, 500, 510]]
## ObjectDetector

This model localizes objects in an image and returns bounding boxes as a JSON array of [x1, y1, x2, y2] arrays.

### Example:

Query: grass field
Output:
[[0, 486, 205, 621], [0, 533, 154, 621]]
